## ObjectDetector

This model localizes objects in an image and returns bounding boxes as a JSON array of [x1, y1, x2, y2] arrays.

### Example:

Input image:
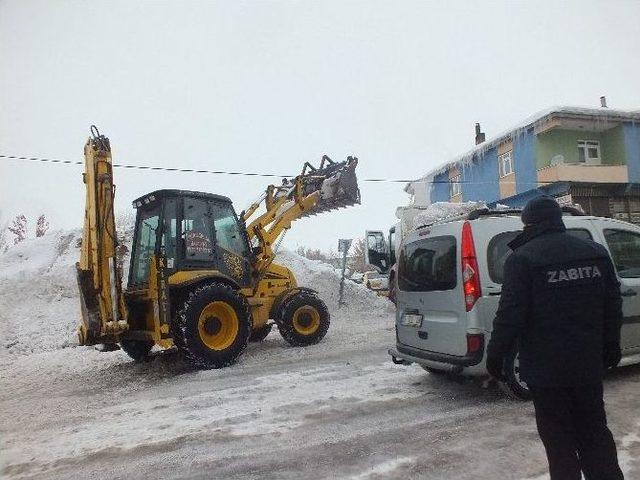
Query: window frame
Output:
[[498, 151, 514, 178], [128, 201, 162, 288], [603, 228, 640, 279], [180, 197, 217, 265], [449, 174, 462, 198], [211, 201, 251, 258], [486, 228, 595, 285], [397, 235, 457, 292], [577, 140, 601, 165]]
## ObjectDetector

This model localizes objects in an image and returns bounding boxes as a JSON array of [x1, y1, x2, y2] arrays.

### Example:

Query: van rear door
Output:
[[596, 221, 640, 351], [396, 229, 467, 356]]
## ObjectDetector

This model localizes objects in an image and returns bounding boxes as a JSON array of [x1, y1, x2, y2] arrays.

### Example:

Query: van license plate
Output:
[[402, 313, 423, 327]]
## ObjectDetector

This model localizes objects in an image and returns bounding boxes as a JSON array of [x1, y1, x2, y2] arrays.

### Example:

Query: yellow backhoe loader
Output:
[[76, 126, 360, 368]]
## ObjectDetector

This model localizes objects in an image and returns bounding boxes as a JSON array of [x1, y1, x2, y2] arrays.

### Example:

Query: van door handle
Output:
[[621, 289, 637, 297]]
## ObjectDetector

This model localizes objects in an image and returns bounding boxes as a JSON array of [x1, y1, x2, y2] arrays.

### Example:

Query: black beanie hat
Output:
[[521, 196, 563, 226]]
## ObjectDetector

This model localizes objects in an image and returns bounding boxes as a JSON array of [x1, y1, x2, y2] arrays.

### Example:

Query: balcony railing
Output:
[[537, 164, 628, 184]]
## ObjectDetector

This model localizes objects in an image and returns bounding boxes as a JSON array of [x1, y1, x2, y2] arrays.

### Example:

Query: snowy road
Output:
[[2, 329, 640, 480], [1, 234, 639, 479]]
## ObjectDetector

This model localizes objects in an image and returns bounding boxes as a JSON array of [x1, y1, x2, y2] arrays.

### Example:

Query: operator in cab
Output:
[[486, 196, 624, 480]]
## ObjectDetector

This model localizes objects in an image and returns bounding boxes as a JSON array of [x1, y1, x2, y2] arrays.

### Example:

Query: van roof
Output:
[[413, 205, 586, 230]]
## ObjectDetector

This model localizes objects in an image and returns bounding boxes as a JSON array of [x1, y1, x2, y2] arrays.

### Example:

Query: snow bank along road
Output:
[[1, 233, 639, 479]]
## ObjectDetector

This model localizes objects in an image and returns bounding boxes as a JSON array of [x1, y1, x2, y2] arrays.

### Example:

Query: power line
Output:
[[0, 153, 552, 185], [0, 153, 435, 183], [0, 154, 290, 179]]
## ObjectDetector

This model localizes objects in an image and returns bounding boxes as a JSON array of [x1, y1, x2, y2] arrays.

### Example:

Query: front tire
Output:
[[503, 348, 532, 400], [173, 282, 251, 369], [276, 291, 330, 347]]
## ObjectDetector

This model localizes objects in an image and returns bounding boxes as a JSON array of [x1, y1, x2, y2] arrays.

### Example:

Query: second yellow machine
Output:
[[76, 127, 360, 368]]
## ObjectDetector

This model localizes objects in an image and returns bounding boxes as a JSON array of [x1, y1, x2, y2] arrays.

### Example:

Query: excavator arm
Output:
[[243, 155, 360, 279], [76, 127, 128, 346]]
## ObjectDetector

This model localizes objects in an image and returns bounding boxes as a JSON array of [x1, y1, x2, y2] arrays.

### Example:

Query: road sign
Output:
[[338, 238, 352, 253]]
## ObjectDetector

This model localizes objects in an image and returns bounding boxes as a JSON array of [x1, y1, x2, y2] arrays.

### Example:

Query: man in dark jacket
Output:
[[486, 196, 624, 480]]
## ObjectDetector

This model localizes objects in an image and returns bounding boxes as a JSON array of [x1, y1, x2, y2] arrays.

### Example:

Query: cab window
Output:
[[161, 199, 178, 269], [211, 203, 248, 256], [130, 204, 160, 286], [182, 198, 215, 262]]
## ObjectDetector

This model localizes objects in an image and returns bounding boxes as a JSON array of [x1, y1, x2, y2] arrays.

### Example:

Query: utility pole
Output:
[[338, 238, 352, 307]]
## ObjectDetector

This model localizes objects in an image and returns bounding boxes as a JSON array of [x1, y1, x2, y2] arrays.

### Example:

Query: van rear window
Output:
[[398, 236, 456, 292], [487, 228, 595, 284], [487, 231, 520, 284]]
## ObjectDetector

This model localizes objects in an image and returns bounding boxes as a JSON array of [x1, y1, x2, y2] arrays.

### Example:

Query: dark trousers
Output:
[[530, 383, 624, 480]]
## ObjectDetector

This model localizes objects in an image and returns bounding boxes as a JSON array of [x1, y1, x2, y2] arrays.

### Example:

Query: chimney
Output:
[[475, 123, 485, 145], [600, 96, 608, 108]]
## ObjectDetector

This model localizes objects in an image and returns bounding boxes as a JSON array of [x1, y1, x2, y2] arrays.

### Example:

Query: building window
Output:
[[449, 174, 461, 197], [577, 140, 601, 165], [498, 151, 513, 177]]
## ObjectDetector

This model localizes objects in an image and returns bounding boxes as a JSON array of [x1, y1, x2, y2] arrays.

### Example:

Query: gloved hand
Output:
[[486, 354, 505, 381], [604, 344, 622, 369]]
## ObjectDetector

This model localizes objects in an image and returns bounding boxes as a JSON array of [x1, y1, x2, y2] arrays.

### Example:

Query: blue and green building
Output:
[[407, 106, 640, 222]]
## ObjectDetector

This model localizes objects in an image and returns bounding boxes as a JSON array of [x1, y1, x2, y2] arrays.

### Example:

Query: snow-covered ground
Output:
[[1, 233, 639, 479]]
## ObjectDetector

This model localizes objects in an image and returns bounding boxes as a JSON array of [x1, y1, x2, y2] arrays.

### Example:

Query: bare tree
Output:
[[348, 238, 370, 274], [8, 215, 27, 245], [115, 210, 136, 274], [36, 215, 50, 237], [295, 246, 329, 262]]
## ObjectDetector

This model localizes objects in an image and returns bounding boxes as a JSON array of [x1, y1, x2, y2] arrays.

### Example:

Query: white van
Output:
[[378, 208, 640, 399]]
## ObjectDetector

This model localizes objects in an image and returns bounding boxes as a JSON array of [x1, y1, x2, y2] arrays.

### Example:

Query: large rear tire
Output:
[[276, 291, 330, 347], [172, 282, 251, 369], [120, 339, 153, 361]]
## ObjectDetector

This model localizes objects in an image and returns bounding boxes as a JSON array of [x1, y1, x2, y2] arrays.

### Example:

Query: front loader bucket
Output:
[[295, 156, 361, 218]]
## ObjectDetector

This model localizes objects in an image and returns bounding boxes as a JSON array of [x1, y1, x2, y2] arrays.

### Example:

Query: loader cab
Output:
[[128, 190, 252, 289], [365, 226, 396, 274]]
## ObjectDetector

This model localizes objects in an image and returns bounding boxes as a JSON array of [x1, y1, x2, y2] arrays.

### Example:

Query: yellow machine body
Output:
[[76, 127, 360, 367]]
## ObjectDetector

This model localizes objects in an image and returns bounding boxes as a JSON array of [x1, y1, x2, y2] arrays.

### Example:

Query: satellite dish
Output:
[[551, 154, 564, 166]]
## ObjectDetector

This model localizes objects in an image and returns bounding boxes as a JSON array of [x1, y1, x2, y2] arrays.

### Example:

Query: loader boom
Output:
[[243, 155, 360, 280], [76, 126, 128, 346]]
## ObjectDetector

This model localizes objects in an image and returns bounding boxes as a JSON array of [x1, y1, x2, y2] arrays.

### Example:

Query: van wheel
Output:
[[503, 349, 532, 400]]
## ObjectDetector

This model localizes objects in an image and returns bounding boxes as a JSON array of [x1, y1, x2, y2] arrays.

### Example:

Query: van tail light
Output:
[[466, 333, 484, 355], [461, 221, 481, 312]]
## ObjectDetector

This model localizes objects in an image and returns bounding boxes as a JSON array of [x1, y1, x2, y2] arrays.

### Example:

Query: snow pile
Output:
[[0, 230, 391, 358], [0, 231, 82, 356], [411, 201, 485, 229], [276, 250, 393, 317]]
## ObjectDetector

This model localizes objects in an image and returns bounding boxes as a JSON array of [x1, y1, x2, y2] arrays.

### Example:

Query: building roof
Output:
[[405, 106, 640, 194]]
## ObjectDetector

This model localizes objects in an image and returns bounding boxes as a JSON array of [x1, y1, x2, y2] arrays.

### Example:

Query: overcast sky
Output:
[[1, 0, 639, 251]]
